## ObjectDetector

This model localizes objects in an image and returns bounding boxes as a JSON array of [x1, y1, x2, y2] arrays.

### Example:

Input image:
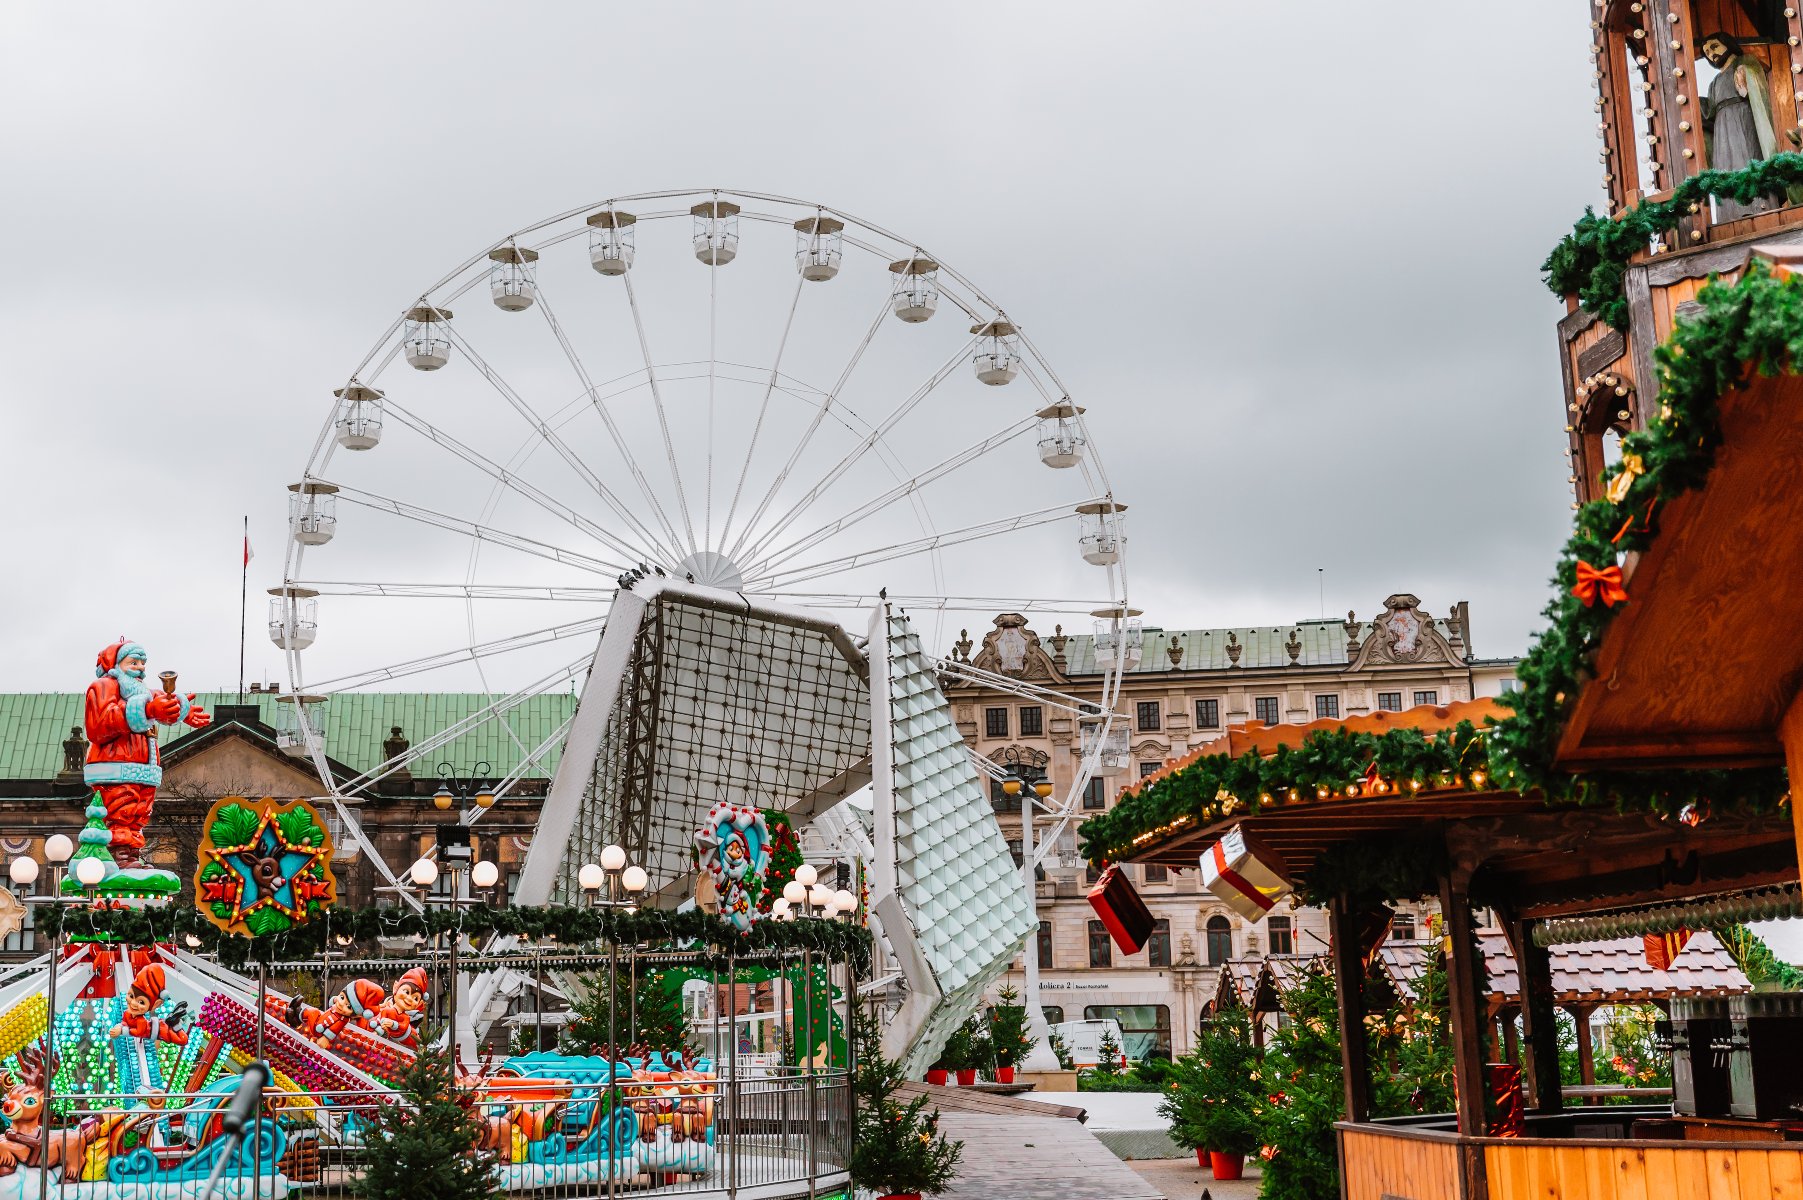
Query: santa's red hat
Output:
[[342, 978, 385, 1019], [129, 964, 166, 1003], [395, 967, 429, 997]]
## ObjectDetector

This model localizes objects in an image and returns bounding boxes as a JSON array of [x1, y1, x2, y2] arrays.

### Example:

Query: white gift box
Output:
[[1198, 825, 1293, 921]]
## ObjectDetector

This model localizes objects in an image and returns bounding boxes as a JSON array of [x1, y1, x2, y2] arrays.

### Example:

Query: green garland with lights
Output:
[[39, 901, 871, 973], [1081, 261, 1802, 873], [1543, 154, 1803, 328]]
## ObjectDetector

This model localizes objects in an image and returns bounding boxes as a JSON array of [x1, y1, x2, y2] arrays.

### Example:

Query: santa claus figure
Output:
[[110, 964, 189, 1046], [84, 639, 210, 869], [371, 967, 428, 1049]]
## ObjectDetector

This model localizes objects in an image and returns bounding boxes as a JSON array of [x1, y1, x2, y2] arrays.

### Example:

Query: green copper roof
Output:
[[0, 692, 579, 781]]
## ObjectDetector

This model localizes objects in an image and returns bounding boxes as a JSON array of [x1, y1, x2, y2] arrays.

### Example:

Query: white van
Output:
[[1048, 1018, 1129, 1070]]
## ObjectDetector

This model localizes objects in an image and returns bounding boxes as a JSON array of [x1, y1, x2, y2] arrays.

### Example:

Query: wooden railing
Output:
[[1337, 1119, 1803, 1200]]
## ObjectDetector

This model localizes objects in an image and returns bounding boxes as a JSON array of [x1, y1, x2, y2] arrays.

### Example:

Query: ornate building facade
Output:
[[948, 594, 1518, 1058]]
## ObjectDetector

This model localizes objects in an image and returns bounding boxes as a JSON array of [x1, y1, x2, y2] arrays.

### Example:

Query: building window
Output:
[[984, 707, 1008, 738], [1019, 705, 1043, 736], [1390, 912, 1417, 941], [1267, 915, 1293, 955], [1086, 863, 1102, 885], [1136, 701, 1161, 732], [1083, 1004, 1172, 1061], [1195, 698, 1220, 729], [1007, 839, 1023, 867], [1088, 920, 1112, 968], [1037, 921, 1054, 969], [1142, 863, 1167, 884], [1314, 694, 1340, 719], [1414, 690, 1438, 708], [1497, 677, 1518, 693], [990, 778, 1021, 812], [1206, 915, 1232, 965], [1138, 761, 1162, 778], [1147, 919, 1172, 967], [1254, 696, 1280, 724], [1083, 778, 1107, 810], [1376, 692, 1403, 712]]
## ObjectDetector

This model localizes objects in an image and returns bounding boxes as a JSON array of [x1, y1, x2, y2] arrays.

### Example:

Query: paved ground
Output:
[[933, 1111, 1164, 1200], [1127, 1155, 1263, 1200]]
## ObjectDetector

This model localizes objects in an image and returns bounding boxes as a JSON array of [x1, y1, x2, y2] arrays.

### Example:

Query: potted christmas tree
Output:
[[853, 1033, 963, 1198], [942, 1018, 979, 1087], [354, 1045, 499, 1200], [986, 986, 1034, 1084], [1161, 1008, 1261, 1180]]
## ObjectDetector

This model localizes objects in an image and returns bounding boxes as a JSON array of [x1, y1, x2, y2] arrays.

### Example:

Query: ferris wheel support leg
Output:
[[512, 587, 649, 907]]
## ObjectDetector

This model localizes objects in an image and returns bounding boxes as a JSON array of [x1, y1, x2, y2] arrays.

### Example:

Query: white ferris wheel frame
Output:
[[277, 187, 1134, 897]]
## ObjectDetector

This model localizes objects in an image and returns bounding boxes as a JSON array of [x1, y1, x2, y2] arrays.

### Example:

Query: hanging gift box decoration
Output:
[[1198, 826, 1292, 921], [1087, 863, 1156, 955]]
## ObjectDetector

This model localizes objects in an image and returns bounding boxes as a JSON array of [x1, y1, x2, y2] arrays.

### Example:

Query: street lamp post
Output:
[[11, 833, 94, 1200], [1005, 770, 1063, 1073], [579, 846, 647, 1200], [416, 763, 504, 1075]]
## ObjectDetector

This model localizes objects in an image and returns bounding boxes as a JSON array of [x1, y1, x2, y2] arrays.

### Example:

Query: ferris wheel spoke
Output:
[[621, 272, 700, 558], [438, 326, 684, 568], [717, 271, 805, 556], [302, 615, 608, 693], [745, 499, 1091, 591], [723, 293, 893, 566], [290, 581, 613, 603], [382, 398, 668, 568], [533, 286, 690, 561], [738, 338, 974, 568], [754, 414, 1036, 575], [326, 481, 626, 577], [459, 714, 576, 828], [332, 655, 592, 798], [770, 590, 1114, 613]]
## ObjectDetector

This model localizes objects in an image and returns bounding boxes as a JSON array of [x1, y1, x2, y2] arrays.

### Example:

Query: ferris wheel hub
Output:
[[678, 551, 746, 590]]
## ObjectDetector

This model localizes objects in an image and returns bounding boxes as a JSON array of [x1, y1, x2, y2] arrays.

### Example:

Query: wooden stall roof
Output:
[[1379, 933, 1749, 1010], [1556, 363, 1803, 771], [1210, 958, 1266, 1013]]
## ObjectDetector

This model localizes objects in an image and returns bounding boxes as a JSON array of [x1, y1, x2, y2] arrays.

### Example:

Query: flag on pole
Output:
[[244, 536, 254, 567]]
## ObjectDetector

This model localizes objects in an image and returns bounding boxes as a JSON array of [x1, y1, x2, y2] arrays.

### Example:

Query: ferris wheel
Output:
[[277, 188, 1131, 877]]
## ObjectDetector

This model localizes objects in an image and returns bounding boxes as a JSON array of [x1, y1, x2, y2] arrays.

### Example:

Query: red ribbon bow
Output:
[[1572, 561, 1628, 608]]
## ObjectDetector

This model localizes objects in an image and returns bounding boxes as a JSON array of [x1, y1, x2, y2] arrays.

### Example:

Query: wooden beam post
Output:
[[1777, 692, 1803, 884], [1328, 890, 1371, 1124], [1573, 1004, 1597, 1098], [1439, 869, 1490, 1137], [1505, 913, 1563, 1115]]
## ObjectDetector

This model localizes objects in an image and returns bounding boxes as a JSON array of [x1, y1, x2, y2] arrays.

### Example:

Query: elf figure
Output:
[[316, 979, 386, 1049], [110, 965, 189, 1046], [83, 639, 210, 869], [371, 967, 429, 1049]]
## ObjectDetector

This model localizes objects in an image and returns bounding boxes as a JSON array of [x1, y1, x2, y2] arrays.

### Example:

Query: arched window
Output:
[[1088, 920, 1112, 968], [1206, 915, 1232, 965]]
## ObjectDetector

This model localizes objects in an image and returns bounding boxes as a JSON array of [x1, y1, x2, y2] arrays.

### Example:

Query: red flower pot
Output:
[[955, 1069, 977, 1086], [925, 1069, 948, 1086], [1197, 1147, 1210, 1168], [995, 1066, 1015, 1084], [1209, 1151, 1245, 1180]]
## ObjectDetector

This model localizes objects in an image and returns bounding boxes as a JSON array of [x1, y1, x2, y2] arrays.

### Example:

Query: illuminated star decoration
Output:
[[206, 811, 326, 925]]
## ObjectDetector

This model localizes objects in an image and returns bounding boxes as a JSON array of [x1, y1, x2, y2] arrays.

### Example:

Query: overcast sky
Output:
[[0, 3, 1601, 691]]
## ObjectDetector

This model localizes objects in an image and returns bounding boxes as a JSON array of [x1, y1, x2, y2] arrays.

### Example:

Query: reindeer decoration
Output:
[[0, 1041, 104, 1180]]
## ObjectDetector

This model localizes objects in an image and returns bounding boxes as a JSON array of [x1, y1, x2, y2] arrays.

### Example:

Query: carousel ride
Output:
[[0, 190, 1133, 1197]]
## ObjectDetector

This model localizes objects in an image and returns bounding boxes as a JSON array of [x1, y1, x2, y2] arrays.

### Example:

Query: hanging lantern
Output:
[[333, 382, 384, 451], [587, 208, 637, 276], [1036, 401, 1086, 468], [971, 318, 1020, 385], [402, 304, 453, 371], [1076, 500, 1127, 566], [287, 481, 338, 546], [692, 199, 741, 266], [888, 255, 939, 322], [794, 215, 844, 281], [488, 245, 539, 312], [267, 586, 319, 650]]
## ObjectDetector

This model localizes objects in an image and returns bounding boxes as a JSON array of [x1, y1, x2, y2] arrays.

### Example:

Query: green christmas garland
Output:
[[41, 901, 871, 973], [1081, 262, 1802, 874], [1543, 154, 1803, 328]]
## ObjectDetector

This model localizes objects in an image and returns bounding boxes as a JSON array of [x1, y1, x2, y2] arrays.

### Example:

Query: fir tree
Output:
[[560, 968, 691, 1058], [850, 1014, 962, 1196], [354, 1046, 499, 1200]]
